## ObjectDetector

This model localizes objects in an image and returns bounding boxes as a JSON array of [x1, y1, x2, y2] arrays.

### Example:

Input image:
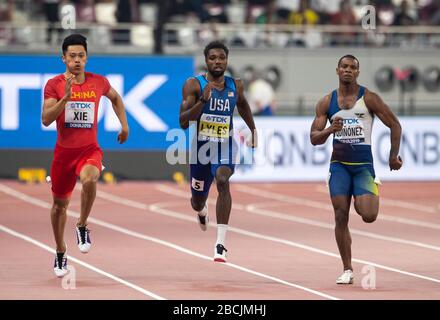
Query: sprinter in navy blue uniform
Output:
[[310, 55, 402, 284], [179, 41, 257, 262]]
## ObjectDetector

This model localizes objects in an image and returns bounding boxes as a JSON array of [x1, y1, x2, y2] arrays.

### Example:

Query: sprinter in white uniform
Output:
[[310, 55, 403, 284]]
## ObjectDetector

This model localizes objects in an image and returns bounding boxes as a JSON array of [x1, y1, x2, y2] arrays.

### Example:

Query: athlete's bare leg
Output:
[[354, 194, 379, 223], [215, 166, 233, 224], [50, 196, 70, 253], [77, 164, 100, 227], [331, 195, 353, 271], [191, 194, 209, 212]]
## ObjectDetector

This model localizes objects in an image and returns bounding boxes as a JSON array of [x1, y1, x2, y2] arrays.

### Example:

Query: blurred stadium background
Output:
[[0, 0, 439, 182]]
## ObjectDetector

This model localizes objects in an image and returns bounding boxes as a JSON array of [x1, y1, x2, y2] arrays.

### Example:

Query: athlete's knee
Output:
[[334, 208, 349, 227], [80, 174, 98, 188], [355, 206, 378, 223], [52, 201, 68, 215], [362, 212, 377, 223], [190, 198, 205, 212]]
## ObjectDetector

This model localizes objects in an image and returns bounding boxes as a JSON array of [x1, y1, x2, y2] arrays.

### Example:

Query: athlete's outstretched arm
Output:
[[179, 78, 214, 129], [235, 79, 257, 147], [42, 75, 74, 126], [364, 90, 402, 170], [310, 94, 342, 145], [106, 86, 129, 144]]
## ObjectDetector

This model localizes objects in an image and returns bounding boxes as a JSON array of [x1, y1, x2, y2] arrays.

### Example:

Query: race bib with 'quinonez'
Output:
[[334, 118, 365, 144], [65, 101, 95, 129], [198, 113, 230, 142]]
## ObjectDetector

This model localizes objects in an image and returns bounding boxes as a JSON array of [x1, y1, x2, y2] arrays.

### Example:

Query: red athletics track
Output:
[[1, 180, 439, 300]]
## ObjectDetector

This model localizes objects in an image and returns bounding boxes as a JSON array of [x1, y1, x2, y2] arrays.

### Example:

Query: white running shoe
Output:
[[213, 244, 228, 263], [336, 270, 354, 284], [76, 225, 91, 253], [53, 251, 69, 278], [197, 205, 209, 231]]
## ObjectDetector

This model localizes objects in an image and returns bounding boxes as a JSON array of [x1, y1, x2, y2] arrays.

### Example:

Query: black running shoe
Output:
[[53, 251, 68, 277], [76, 225, 91, 253]]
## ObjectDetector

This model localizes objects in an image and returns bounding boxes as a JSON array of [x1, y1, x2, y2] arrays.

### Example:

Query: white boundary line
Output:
[[150, 201, 440, 284], [0, 183, 339, 300], [246, 202, 440, 251], [0, 224, 165, 300], [158, 183, 440, 230], [235, 185, 440, 231], [149, 184, 440, 284], [156, 184, 440, 249]]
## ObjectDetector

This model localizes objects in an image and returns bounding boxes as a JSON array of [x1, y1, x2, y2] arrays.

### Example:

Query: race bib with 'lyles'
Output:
[[65, 101, 95, 128], [334, 118, 365, 144], [198, 113, 230, 142]]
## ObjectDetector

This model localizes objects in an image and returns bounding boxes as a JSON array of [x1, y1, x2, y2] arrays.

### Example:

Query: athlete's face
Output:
[[62, 45, 87, 75], [336, 58, 359, 84], [205, 48, 228, 78]]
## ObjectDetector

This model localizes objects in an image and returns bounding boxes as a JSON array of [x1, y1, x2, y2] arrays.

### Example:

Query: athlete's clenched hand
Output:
[[117, 127, 129, 144]]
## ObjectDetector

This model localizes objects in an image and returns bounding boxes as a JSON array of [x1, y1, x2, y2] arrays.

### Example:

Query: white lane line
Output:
[[98, 186, 440, 285], [314, 184, 439, 214], [149, 201, 440, 285], [246, 202, 440, 252], [0, 224, 165, 300], [0, 183, 339, 300], [155, 184, 440, 246], [236, 185, 440, 230]]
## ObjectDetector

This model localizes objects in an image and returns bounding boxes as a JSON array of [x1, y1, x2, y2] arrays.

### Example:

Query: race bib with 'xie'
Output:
[[65, 101, 95, 129], [334, 118, 365, 144], [198, 113, 230, 142]]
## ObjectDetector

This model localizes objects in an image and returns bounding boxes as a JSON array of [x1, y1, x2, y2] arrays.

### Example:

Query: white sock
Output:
[[216, 224, 228, 246], [198, 204, 207, 217]]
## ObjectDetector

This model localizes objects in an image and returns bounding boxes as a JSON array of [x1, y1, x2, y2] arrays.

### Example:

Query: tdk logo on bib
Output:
[[205, 115, 228, 123], [65, 101, 95, 129], [69, 102, 92, 109], [343, 118, 360, 125]]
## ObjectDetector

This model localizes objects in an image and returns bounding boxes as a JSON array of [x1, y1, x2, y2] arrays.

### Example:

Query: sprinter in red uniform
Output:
[[42, 34, 129, 277]]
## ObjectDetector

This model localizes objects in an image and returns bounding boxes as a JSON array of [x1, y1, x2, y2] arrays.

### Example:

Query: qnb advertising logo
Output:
[[376, 131, 440, 166], [0, 73, 169, 132]]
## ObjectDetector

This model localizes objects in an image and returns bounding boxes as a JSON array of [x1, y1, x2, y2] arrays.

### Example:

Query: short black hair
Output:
[[62, 34, 88, 54], [203, 41, 229, 58], [338, 54, 359, 68]]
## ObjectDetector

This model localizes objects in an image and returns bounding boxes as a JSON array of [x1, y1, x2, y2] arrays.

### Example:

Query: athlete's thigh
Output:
[[352, 164, 379, 214], [190, 163, 214, 197], [328, 162, 353, 198], [352, 164, 378, 197], [75, 145, 103, 177], [353, 193, 378, 217], [50, 149, 77, 199]]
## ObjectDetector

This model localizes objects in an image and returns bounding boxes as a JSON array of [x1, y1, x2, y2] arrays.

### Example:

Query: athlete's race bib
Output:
[[65, 101, 95, 129], [334, 118, 365, 144], [198, 113, 230, 142]]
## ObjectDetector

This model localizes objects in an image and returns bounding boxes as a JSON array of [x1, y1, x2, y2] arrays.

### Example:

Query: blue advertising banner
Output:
[[0, 55, 193, 150]]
